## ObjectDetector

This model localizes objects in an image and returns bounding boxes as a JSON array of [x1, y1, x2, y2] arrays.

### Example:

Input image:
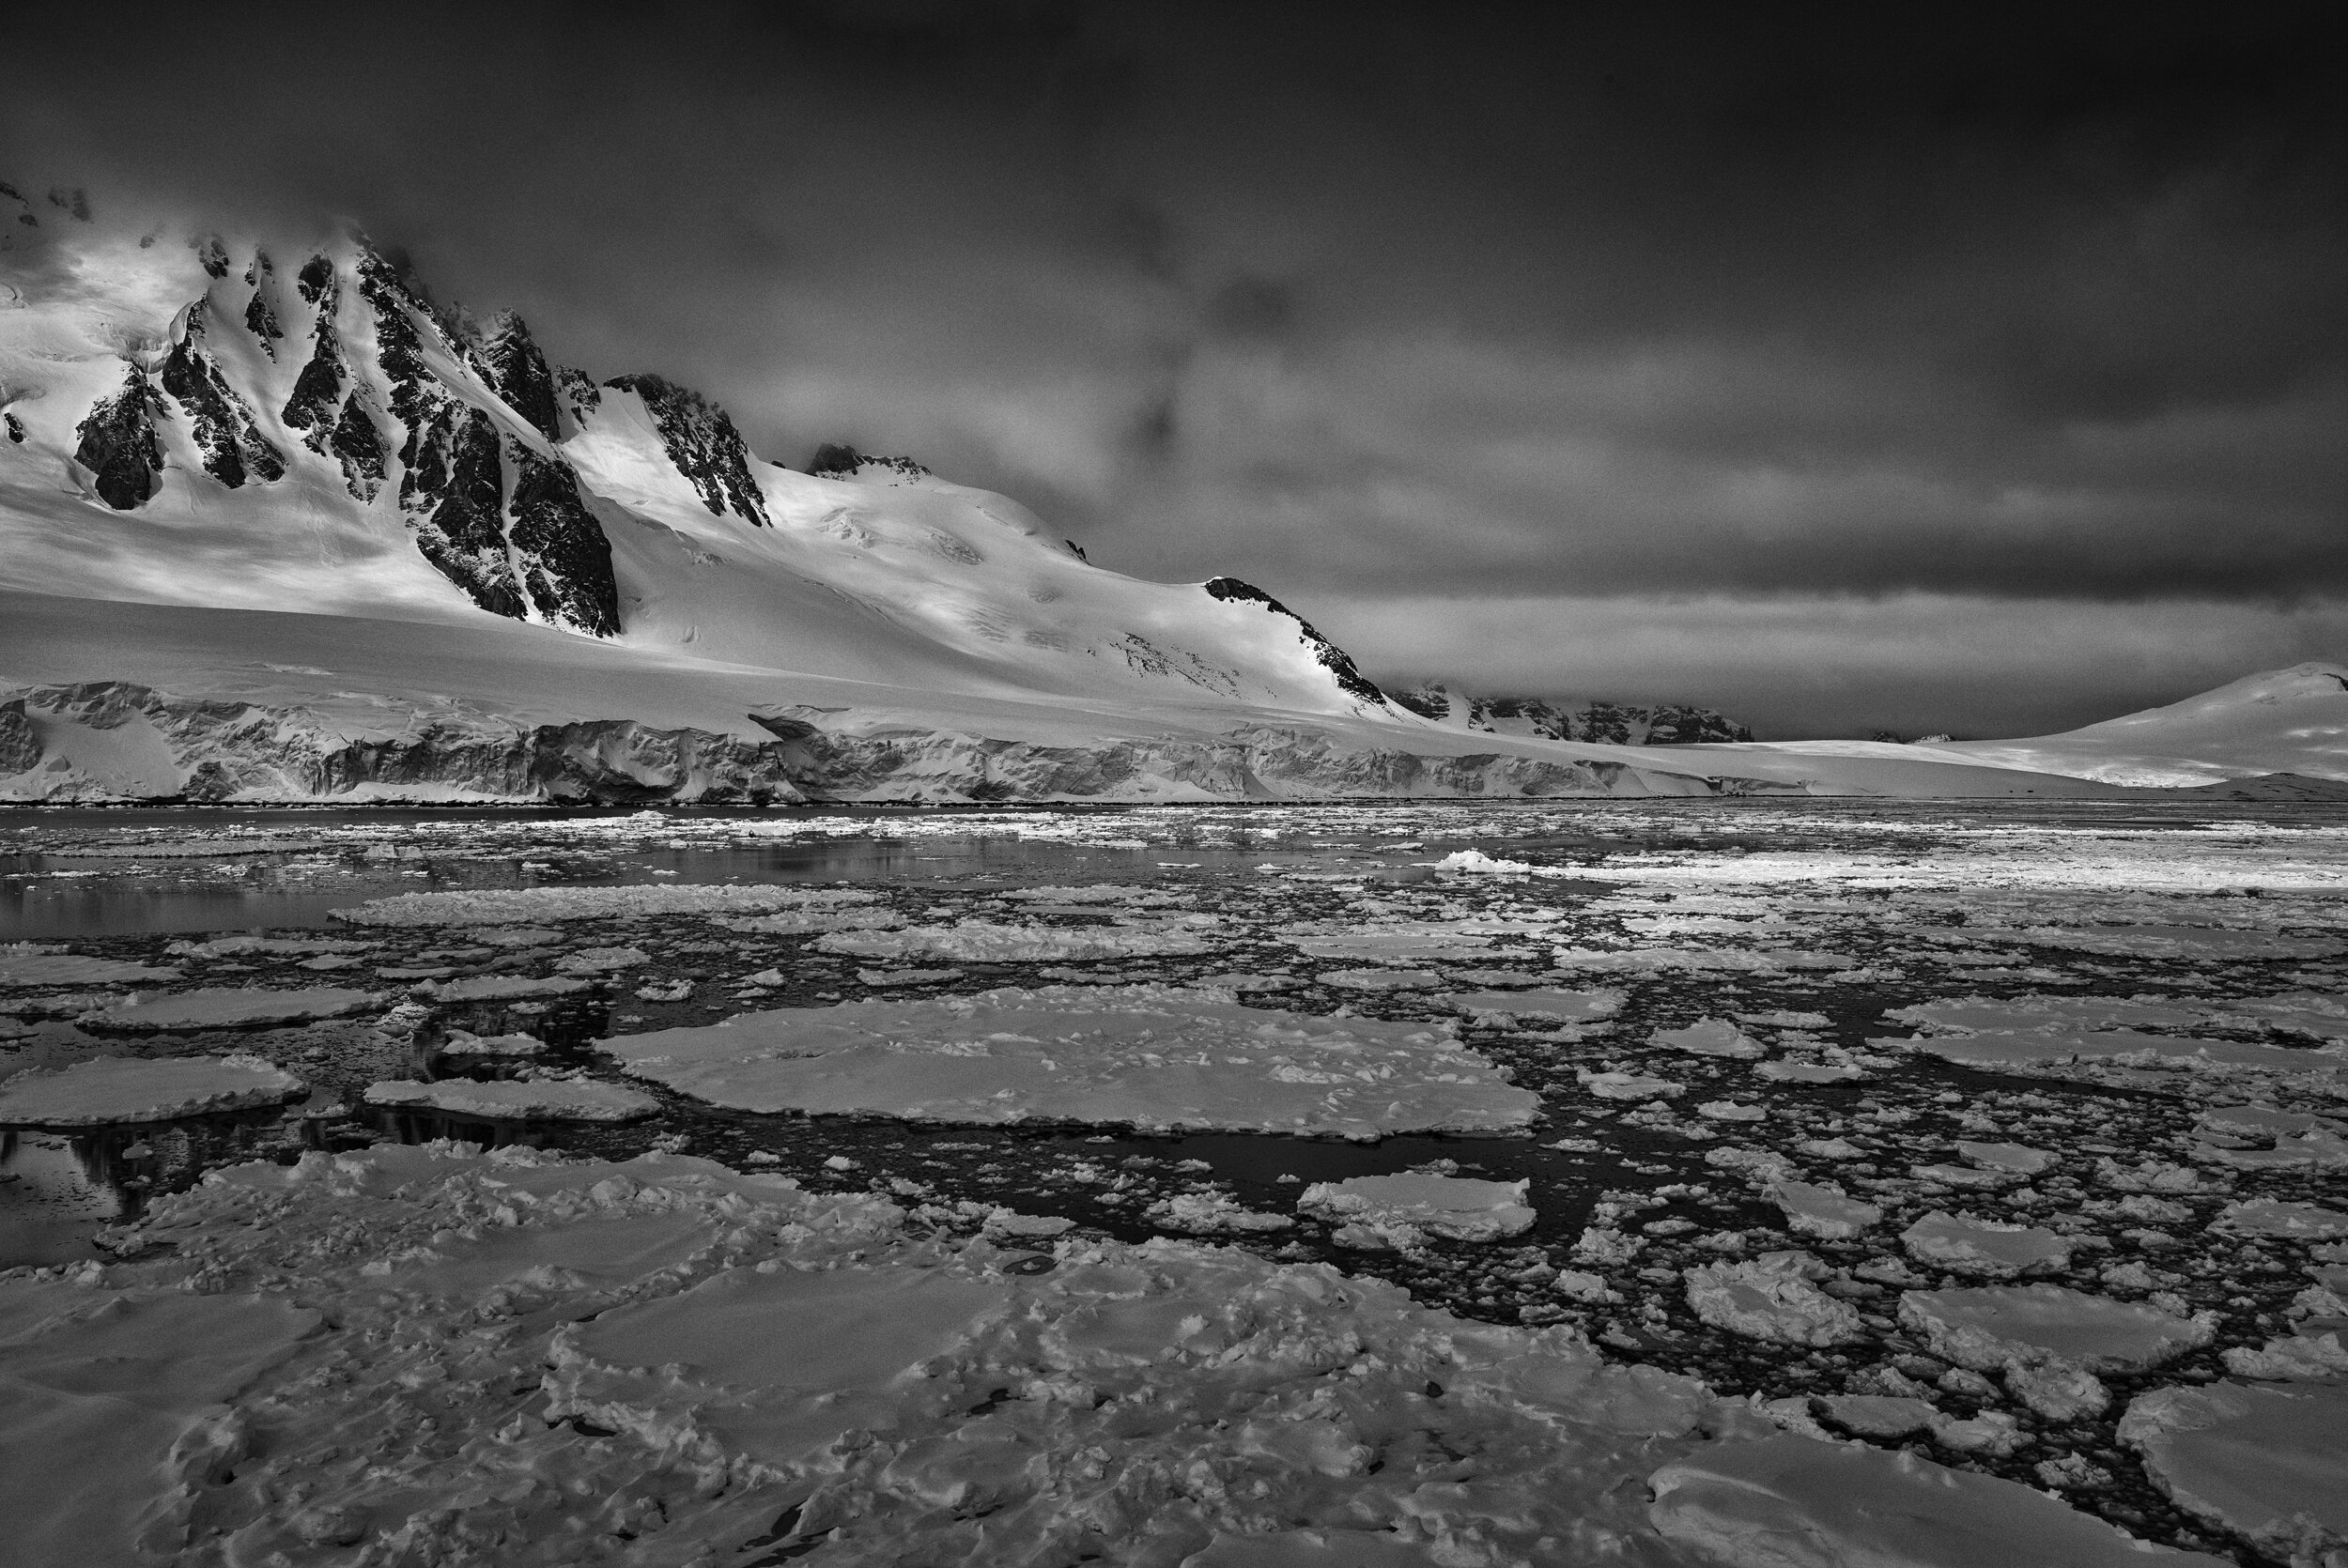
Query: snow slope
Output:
[[1719, 664, 2348, 787]]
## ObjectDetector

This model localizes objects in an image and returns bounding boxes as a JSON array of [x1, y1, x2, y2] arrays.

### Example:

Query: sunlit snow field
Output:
[[4, 799, 2345, 1566]]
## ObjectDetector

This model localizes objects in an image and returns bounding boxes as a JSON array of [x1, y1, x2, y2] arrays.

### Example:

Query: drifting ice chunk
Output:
[[363, 1078, 659, 1122], [1887, 1027, 2340, 1079], [1898, 1284, 2214, 1372], [1578, 1068, 1686, 1100], [1439, 987, 1622, 1023], [2223, 1330, 2348, 1380], [420, 975, 591, 1003], [1296, 1174, 1535, 1248], [1901, 1211, 2073, 1278], [2215, 1197, 2348, 1239], [1954, 1140, 2055, 1175], [79, 986, 379, 1031], [598, 985, 1537, 1138], [2122, 1380, 2348, 1566], [552, 945, 652, 975], [816, 922, 1218, 962], [1767, 1180, 1881, 1240], [1814, 1393, 1940, 1438], [0, 1053, 305, 1127], [1146, 1191, 1295, 1236], [1755, 1059, 1867, 1083], [1682, 1252, 1863, 1345], [1321, 968, 1444, 991], [1653, 1019, 1764, 1059], [1648, 1435, 2223, 1567], [1284, 924, 1541, 966]]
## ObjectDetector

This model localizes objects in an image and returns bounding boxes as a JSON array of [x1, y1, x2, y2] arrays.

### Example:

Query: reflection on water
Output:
[[0, 1111, 318, 1266], [1, 812, 1294, 941]]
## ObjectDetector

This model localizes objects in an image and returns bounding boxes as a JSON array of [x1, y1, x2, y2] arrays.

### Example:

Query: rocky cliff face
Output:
[[1391, 684, 1754, 744], [71, 363, 166, 510], [608, 373, 770, 527], [160, 299, 286, 490], [0, 682, 1790, 806]]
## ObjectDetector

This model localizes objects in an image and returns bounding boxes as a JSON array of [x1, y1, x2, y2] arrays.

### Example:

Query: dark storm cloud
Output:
[[4, 1, 2343, 617]]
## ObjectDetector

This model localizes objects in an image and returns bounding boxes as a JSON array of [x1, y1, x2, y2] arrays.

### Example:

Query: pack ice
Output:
[[0, 1141, 2235, 1566]]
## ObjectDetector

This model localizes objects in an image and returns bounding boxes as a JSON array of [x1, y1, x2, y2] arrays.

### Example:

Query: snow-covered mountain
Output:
[[0, 202, 1394, 720], [1, 192, 2338, 803], [1388, 684, 1754, 745]]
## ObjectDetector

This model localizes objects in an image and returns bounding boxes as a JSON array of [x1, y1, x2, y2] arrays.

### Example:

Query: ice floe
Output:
[[1897, 1284, 2215, 1373], [2215, 1197, 2348, 1239], [1296, 1173, 1536, 1249], [1143, 1191, 1296, 1236], [0, 1053, 305, 1127], [2123, 1380, 2348, 1565], [1767, 1179, 1882, 1239], [79, 985, 381, 1031], [1652, 1019, 1766, 1058], [1900, 1211, 2074, 1277], [1650, 1435, 2226, 1566], [598, 985, 1537, 1138], [1682, 1252, 1864, 1345], [418, 975, 593, 1003]]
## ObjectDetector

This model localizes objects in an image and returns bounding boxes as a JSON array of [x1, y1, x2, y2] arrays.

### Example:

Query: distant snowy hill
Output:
[[1720, 663, 2348, 788], [1389, 684, 1753, 745]]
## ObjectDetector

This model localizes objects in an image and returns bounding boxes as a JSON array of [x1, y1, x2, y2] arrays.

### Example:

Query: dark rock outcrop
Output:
[[554, 367, 601, 429], [241, 251, 282, 357], [405, 406, 523, 620], [72, 363, 167, 510], [356, 248, 618, 633], [193, 233, 229, 278], [1392, 684, 1755, 745], [476, 311, 561, 440], [329, 393, 385, 498], [4, 411, 23, 444], [808, 444, 930, 481], [295, 253, 334, 305], [161, 300, 286, 489], [607, 374, 769, 526], [506, 438, 621, 635], [1203, 576, 1389, 708]]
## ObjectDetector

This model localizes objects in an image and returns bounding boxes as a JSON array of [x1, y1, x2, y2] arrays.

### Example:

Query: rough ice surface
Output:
[[0, 1053, 306, 1127], [0, 1141, 1860, 1567], [333, 884, 857, 927], [1901, 1211, 2076, 1277], [1682, 1252, 1864, 1345], [78, 985, 382, 1031], [1295, 1174, 1536, 1249], [363, 1078, 661, 1122], [814, 922, 1220, 962], [2122, 1380, 2348, 1565], [599, 985, 1537, 1138], [1898, 1285, 2216, 1372], [0, 1286, 322, 1565], [1143, 1191, 1296, 1236], [1649, 1435, 2226, 1567]]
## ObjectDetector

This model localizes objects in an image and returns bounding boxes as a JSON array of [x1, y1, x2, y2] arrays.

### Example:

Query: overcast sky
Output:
[[7, 1, 2343, 736]]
